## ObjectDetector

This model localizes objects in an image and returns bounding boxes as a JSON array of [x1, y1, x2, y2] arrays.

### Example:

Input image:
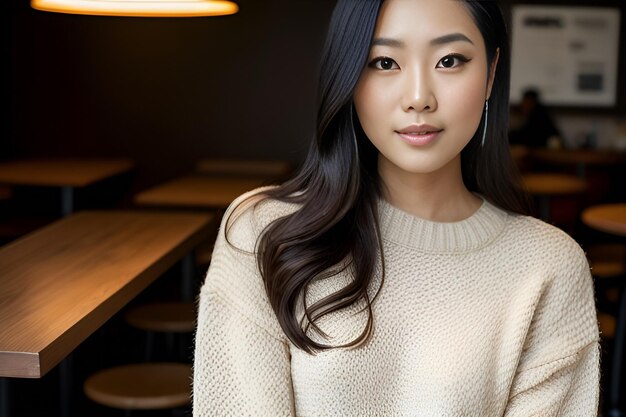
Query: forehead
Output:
[[374, 0, 483, 46]]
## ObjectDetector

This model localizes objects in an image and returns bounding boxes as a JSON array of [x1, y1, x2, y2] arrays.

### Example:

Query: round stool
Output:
[[125, 302, 196, 333], [84, 362, 191, 411], [582, 203, 626, 236], [580, 203, 626, 416], [125, 302, 196, 361]]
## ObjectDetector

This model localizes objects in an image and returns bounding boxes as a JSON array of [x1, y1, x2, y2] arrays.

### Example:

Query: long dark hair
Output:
[[230, 0, 530, 354]]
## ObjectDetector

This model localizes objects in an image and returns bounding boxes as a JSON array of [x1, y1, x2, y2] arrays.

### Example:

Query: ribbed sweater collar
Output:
[[378, 197, 509, 253]]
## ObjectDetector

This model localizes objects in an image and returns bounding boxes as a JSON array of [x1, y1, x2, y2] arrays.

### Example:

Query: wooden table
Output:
[[521, 173, 587, 221], [0, 210, 214, 415], [134, 175, 266, 210], [582, 203, 626, 237], [0, 210, 213, 378], [0, 158, 135, 215], [522, 173, 587, 196], [529, 148, 626, 178]]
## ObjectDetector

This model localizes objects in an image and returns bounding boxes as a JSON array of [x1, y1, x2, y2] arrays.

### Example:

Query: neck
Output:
[[378, 155, 481, 222]]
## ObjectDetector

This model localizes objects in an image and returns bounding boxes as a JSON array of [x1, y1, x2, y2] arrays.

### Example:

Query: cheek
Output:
[[439, 74, 487, 129], [354, 77, 398, 143], [353, 80, 382, 138]]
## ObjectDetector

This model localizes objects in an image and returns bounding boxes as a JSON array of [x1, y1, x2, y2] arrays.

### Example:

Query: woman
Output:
[[193, 0, 600, 415]]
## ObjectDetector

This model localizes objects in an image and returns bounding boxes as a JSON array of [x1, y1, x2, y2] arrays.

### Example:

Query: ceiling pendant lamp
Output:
[[30, 0, 238, 17]]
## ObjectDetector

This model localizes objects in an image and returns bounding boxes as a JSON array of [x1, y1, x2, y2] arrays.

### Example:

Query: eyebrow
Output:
[[371, 32, 474, 48], [430, 33, 474, 46], [371, 37, 405, 48]]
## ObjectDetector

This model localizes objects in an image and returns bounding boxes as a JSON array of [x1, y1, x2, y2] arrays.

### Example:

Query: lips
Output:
[[395, 124, 443, 146], [396, 124, 442, 135]]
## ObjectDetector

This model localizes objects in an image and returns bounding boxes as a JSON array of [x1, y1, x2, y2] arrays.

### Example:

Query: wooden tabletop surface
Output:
[[529, 148, 626, 166], [521, 173, 587, 196], [582, 203, 626, 237], [0, 158, 134, 187], [134, 175, 266, 209], [0, 210, 214, 378]]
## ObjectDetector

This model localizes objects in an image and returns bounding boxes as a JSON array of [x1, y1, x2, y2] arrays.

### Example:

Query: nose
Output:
[[401, 69, 437, 113]]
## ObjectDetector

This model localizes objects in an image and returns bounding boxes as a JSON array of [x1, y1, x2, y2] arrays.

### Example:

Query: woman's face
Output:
[[354, 0, 497, 180]]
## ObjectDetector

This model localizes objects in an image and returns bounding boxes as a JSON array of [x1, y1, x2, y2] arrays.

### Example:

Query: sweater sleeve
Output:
[[192, 193, 295, 417], [503, 243, 600, 417]]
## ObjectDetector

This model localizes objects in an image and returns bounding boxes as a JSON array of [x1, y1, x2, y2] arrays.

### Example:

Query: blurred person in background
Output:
[[509, 88, 563, 148]]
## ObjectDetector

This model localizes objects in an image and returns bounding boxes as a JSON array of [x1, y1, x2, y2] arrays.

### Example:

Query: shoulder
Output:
[[503, 213, 588, 269], [199, 187, 298, 339], [221, 186, 301, 252], [502, 217, 600, 364], [492, 212, 594, 309], [500, 214, 596, 335]]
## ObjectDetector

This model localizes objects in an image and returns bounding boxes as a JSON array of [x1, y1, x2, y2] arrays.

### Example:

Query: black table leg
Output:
[[0, 378, 9, 417], [181, 254, 195, 302], [60, 355, 73, 417]]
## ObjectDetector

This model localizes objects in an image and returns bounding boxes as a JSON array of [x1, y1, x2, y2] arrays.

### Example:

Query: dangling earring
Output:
[[481, 100, 489, 147], [349, 103, 360, 162]]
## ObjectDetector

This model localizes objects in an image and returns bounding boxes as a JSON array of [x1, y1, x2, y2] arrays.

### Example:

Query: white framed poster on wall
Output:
[[510, 5, 621, 107]]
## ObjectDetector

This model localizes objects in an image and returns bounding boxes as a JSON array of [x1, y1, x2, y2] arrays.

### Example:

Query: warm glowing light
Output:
[[31, 0, 238, 17]]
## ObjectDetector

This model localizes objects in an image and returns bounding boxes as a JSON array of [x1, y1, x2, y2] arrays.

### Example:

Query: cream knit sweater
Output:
[[193, 190, 600, 417]]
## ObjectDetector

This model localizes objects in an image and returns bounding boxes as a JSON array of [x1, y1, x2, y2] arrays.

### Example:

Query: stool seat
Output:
[[125, 302, 196, 333], [84, 362, 191, 410], [582, 203, 626, 237]]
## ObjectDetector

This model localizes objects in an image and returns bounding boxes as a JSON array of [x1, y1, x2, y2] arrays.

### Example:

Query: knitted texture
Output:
[[193, 190, 600, 417]]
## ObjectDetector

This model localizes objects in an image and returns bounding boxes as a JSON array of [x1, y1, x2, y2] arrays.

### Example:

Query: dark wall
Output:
[[6, 0, 335, 188], [4, 0, 625, 190]]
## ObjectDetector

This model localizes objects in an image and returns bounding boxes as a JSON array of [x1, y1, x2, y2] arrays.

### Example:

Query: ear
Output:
[[486, 47, 500, 100]]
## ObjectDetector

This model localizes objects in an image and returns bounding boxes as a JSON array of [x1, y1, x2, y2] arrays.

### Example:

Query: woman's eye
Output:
[[436, 54, 470, 69], [370, 57, 399, 70]]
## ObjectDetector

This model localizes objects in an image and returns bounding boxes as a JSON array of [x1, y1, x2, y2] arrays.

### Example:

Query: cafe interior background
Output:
[[1, 0, 625, 416]]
